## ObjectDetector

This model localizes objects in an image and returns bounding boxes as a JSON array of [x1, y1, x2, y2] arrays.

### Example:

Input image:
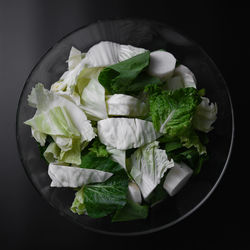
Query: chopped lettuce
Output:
[[25, 42, 216, 222], [148, 87, 201, 135], [130, 141, 174, 199], [78, 68, 108, 120], [25, 83, 96, 143], [31, 127, 47, 146], [106, 146, 126, 170], [59, 138, 81, 165], [106, 94, 148, 117], [98, 118, 161, 150], [88, 138, 110, 158], [193, 97, 218, 133], [112, 199, 149, 222], [67, 46, 82, 70], [71, 186, 86, 215], [48, 163, 113, 188], [98, 51, 162, 94], [72, 152, 129, 218], [85, 41, 147, 67], [43, 142, 60, 163]]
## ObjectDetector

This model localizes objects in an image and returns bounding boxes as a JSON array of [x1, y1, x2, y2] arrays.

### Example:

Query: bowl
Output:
[[16, 19, 234, 235]]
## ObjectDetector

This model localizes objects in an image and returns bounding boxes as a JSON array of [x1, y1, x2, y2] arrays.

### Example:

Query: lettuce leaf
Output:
[[77, 67, 108, 121], [130, 141, 174, 199], [73, 152, 129, 218], [149, 87, 201, 135], [70, 186, 86, 215], [98, 51, 161, 94], [88, 138, 110, 158], [43, 142, 60, 163], [112, 199, 149, 222], [193, 97, 218, 133], [25, 83, 96, 143], [85, 41, 147, 67], [98, 118, 161, 150], [48, 163, 113, 188], [106, 94, 148, 117]]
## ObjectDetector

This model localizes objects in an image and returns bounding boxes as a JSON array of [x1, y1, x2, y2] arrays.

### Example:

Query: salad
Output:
[[24, 41, 217, 222]]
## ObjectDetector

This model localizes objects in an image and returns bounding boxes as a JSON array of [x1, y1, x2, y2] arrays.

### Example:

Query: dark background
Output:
[[0, 0, 247, 249]]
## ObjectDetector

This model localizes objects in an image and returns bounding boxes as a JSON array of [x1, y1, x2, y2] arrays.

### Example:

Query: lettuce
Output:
[[98, 118, 161, 150], [77, 67, 108, 121], [106, 94, 148, 117], [43, 142, 60, 163], [98, 51, 162, 94], [71, 152, 129, 218], [48, 163, 113, 188], [106, 146, 126, 170], [149, 87, 201, 135], [112, 199, 149, 222], [193, 97, 218, 133], [85, 41, 147, 67], [25, 83, 95, 142], [130, 141, 174, 199], [71, 186, 86, 215]]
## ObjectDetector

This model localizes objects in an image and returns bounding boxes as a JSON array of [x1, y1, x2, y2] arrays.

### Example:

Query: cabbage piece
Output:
[[85, 41, 147, 67], [98, 118, 161, 150], [59, 138, 81, 165], [106, 94, 148, 117], [174, 64, 197, 88], [31, 127, 47, 146], [106, 146, 126, 170], [48, 163, 113, 188], [51, 135, 72, 152], [193, 97, 218, 132], [67, 46, 82, 70], [70, 186, 86, 215], [43, 142, 60, 163], [25, 83, 95, 143], [25, 106, 81, 138], [130, 141, 174, 199], [77, 68, 108, 120]]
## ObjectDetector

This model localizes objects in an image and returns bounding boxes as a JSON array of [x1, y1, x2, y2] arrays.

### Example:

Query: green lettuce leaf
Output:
[[83, 172, 129, 218], [98, 51, 161, 94], [149, 87, 201, 135], [88, 138, 110, 158], [112, 199, 149, 222], [71, 152, 129, 218]]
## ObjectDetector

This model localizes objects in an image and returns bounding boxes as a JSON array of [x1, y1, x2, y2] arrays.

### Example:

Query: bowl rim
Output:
[[16, 18, 235, 236]]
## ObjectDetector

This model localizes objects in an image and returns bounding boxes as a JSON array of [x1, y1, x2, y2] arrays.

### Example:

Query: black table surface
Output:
[[0, 1, 247, 249]]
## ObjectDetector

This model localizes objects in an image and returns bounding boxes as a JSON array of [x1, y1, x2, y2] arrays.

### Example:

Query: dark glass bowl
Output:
[[16, 19, 234, 236]]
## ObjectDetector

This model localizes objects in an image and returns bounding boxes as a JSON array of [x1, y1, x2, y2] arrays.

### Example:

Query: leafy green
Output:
[[168, 146, 208, 175], [112, 199, 149, 222], [71, 152, 129, 218], [83, 172, 129, 218], [130, 141, 174, 199], [43, 142, 60, 163], [80, 152, 120, 173], [71, 186, 86, 215], [59, 138, 81, 165], [148, 87, 201, 136], [98, 51, 161, 94], [88, 138, 110, 158]]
